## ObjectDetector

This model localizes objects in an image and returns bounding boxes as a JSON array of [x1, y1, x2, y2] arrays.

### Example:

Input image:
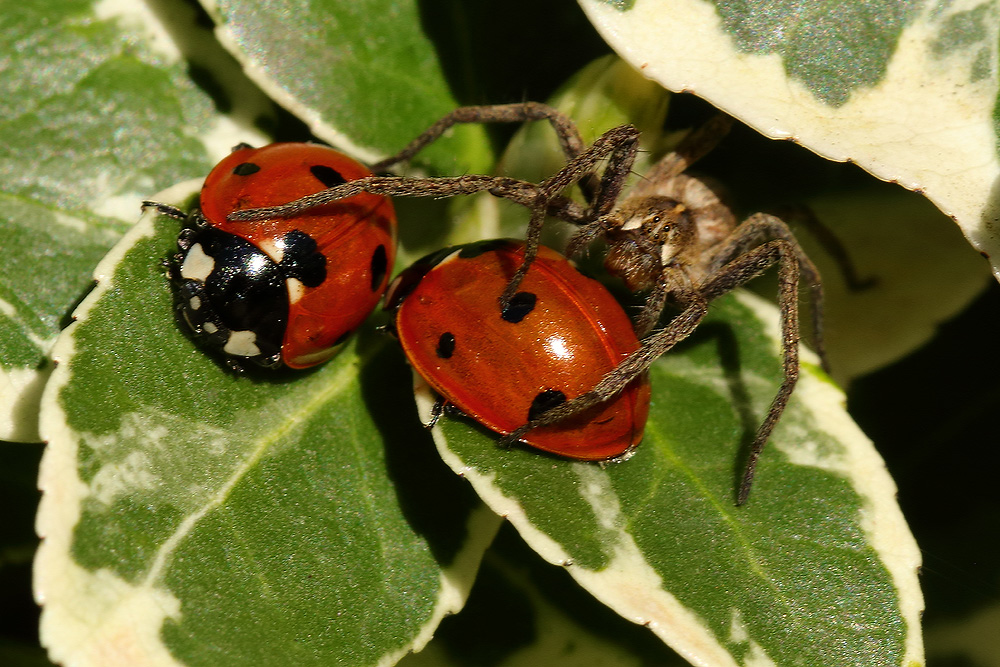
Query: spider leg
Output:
[[704, 212, 827, 374], [772, 203, 876, 291], [698, 238, 803, 505], [142, 201, 187, 220], [502, 280, 708, 442], [497, 124, 642, 309], [629, 113, 734, 199], [369, 102, 587, 173], [228, 174, 538, 221], [564, 217, 609, 258], [226, 173, 595, 226], [225, 102, 594, 223], [369, 102, 611, 206], [633, 279, 671, 338]]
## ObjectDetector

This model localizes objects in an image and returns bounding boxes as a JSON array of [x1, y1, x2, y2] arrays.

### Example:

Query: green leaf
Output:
[[425, 292, 922, 666], [401, 524, 691, 666], [0, 0, 227, 441], [763, 186, 989, 384], [580, 0, 1000, 292], [207, 0, 494, 173], [7, 2, 948, 664], [35, 188, 499, 666]]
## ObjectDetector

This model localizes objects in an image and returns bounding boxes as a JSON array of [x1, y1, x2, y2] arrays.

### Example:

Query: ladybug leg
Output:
[[425, 398, 446, 429]]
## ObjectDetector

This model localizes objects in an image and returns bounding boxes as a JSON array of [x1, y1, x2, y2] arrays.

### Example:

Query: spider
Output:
[[229, 102, 861, 504]]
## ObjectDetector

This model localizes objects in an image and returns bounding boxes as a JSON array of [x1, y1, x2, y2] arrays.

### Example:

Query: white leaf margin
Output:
[[34, 182, 502, 667], [580, 0, 1000, 281], [0, 0, 272, 442], [426, 291, 924, 667]]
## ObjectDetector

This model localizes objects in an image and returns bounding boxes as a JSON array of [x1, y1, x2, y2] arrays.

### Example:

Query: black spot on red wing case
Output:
[[310, 164, 347, 188], [277, 230, 327, 287], [528, 389, 567, 421], [436, 332, 456, 359], [232, 162, 261, 176], [501, 292, 537, 323], [370, 245, 388, 290]]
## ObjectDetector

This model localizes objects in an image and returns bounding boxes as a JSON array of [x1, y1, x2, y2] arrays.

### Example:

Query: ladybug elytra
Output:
[[385, 239, 650, 460], [157, 142, 397, 369]]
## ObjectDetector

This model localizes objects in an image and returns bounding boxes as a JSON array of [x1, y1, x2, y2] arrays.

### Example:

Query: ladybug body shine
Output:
[[386, 239, 650, 460], [170, 143, 396, 369]]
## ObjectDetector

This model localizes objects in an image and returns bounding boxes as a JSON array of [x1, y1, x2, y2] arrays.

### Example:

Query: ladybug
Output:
[[155, 143, 397, 369], [385, 239, 650, 460]]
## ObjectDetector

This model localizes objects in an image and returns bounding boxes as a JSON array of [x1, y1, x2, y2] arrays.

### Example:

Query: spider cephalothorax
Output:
[[600, 197, 696, 293]]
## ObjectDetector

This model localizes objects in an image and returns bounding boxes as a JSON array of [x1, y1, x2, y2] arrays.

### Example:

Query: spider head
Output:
[[603, 196, 696, 291]]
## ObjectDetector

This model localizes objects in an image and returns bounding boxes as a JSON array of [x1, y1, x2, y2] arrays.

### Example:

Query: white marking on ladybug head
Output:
[[258, 238, 284, 263], [188, 295, 202, 311], [286, 277, 306, 304], [223, 330, 261, 357], [180, 244, 215, 282], [203, 321, 218, 334]]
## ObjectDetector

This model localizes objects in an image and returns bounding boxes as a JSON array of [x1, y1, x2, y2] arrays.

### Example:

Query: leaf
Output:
[[400, 524, 691, 666], [0, 0, 235, 441], [763, 186, 989, 384], [13, 3, 937, 664], [205, 0, 493, 173], [580, 0, 1000, 284], [35, 188, 500, 667], [424, 292, 923, 666]]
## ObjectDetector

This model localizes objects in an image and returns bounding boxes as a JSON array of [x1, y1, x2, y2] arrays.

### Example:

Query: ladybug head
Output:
[[170, 224, 288, 369]]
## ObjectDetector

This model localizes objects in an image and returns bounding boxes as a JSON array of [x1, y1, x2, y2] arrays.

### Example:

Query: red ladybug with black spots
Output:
[[149, 142, 397, 369], [384, 239, 650, 460]]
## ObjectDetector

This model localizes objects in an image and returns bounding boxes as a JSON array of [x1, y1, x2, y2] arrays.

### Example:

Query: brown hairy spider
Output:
[[229, 102, 845, 504]]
